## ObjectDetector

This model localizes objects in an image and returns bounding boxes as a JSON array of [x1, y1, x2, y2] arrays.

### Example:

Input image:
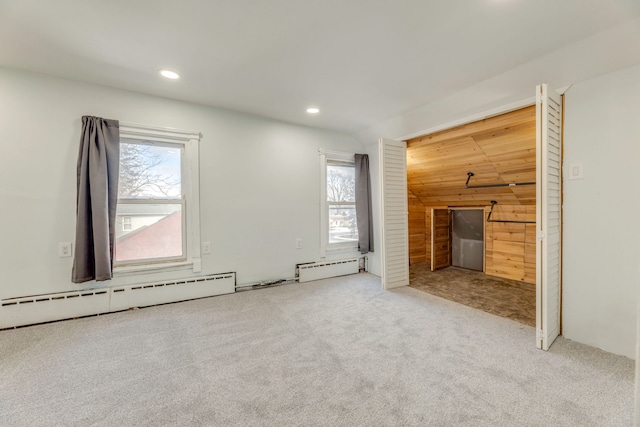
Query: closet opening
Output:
[[381, 84, 562, 349], [407, 105, 537, 327]]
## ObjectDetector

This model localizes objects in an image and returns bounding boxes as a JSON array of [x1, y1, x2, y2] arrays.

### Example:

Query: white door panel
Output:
[[536, 83, 563, 351], [379, 138, 409, 289]]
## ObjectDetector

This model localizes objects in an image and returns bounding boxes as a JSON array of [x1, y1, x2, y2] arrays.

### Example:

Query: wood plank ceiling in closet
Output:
[[406, 105, 536, 207]]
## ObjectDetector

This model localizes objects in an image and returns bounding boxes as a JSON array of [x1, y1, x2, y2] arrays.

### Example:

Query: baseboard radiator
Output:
[[0, 273, 235, 329], [298, 258, 360, 283]]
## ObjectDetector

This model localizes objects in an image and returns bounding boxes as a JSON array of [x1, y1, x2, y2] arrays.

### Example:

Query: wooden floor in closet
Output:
[[409, 263, 535, 327]]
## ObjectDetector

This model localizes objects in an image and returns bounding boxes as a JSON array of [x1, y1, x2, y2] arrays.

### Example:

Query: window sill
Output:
[[321, 245, 360, 259], [113, 260, 194, 277]]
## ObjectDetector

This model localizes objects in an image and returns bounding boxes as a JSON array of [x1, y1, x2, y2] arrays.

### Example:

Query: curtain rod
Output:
[[318, 148, 356, 156], [119, 121, 200, 137]]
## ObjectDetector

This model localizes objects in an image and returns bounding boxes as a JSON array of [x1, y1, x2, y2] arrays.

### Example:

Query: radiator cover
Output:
[[298, 259, 359, 283], [0, 273, 235, 329]]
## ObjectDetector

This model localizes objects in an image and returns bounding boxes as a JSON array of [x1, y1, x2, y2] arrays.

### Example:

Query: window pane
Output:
[[327, 164, 355, 202], [328, 204, 358, 244], [115, 203, 183, 262], [118, 140, 182, 199]]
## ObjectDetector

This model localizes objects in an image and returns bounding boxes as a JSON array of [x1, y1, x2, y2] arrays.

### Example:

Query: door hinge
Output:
[[537, 231, 545, 240], [536, 330, 544, 341]]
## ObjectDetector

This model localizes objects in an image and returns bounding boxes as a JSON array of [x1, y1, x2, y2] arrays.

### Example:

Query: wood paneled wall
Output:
[[408, 191, 426, 265], [431, 209, 451, 270], [485, 205, 536, 285], [406, 106, 537, 284]]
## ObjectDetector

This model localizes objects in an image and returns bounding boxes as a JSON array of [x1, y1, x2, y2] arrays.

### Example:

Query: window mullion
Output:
[[118, 198, 182, 205], [327, 201, 355, 206]]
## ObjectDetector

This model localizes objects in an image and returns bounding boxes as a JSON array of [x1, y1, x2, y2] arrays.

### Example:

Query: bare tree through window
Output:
[[118, 142, 180, 199], [327, 168, 355, 202], [116, 140, 183, 263], [326, 163, 358, 244]]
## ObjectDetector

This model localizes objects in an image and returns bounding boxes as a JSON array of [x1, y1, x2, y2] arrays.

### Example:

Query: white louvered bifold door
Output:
[[379, 138, 409, 289], [536, 83, 562, 351]]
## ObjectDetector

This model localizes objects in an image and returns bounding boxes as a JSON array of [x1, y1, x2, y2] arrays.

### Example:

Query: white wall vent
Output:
[[0, 273, 235, 329], [298, 259, 359, 283]]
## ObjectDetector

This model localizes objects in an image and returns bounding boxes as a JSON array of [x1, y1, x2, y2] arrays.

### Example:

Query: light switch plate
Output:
[[568, 162, 584, 180]]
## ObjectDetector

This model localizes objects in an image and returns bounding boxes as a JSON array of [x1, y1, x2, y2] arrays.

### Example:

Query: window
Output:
[[115, 123, 201, 271], [320, 151, 358, 255]]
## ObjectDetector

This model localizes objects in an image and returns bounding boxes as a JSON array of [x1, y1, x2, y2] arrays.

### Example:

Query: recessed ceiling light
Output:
[[306, 107, 320, 114], [159, 69, 180, 80]]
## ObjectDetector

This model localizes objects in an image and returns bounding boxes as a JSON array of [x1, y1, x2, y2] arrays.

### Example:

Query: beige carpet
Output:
[[0, 273, 634, 426]]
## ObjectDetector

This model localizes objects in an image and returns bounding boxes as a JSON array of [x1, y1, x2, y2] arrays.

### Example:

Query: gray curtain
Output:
[[354, 153, 374, 254], [72, 116, 120, 283]]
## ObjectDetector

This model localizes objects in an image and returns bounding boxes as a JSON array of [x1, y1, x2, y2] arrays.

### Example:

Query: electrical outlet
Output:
[[296, 238, 303, 249], [58, 242, 72, 258], [202, 241, 211, 255]]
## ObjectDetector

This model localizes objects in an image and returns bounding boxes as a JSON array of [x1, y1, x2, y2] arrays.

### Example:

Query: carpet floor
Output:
[[0, 273, 634, 426], [409, 264, 536, 326]]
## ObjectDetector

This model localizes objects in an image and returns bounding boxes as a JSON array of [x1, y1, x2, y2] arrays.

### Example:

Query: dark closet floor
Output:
[[409, 263, 536, 327]]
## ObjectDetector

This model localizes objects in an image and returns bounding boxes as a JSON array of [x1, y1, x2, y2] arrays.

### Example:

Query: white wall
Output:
[[0, 68, 364, 300], [563, 63, 640, 359], [355, 17, 640, 147]]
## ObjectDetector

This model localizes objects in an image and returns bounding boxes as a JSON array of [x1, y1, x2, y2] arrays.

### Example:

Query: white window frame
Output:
[[122, 216, 132, 231], [319, 149, 359, 257], [116, 139, 187, 266], [114, 122, 202, 274]]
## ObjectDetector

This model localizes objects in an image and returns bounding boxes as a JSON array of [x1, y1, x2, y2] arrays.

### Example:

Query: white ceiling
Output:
[[1, 0, 640, 136]]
